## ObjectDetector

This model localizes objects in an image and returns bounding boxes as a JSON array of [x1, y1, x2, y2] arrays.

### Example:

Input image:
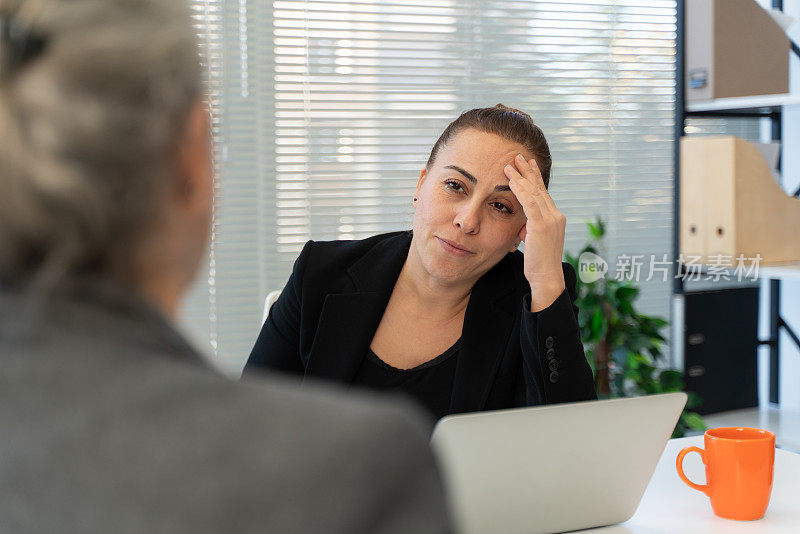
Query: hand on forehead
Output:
[[435, 129, 536, 187]]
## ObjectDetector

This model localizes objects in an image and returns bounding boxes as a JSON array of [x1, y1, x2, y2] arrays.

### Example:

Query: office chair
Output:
[[261, 290, 282, 324]]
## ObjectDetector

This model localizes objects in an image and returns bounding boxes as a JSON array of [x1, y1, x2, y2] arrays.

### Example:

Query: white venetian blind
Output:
[[180, 0, 723, 376]]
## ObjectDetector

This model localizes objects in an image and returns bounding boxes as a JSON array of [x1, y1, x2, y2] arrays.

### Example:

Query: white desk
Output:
[[703, 407, 800, 452], [576, 436, 800, 533]]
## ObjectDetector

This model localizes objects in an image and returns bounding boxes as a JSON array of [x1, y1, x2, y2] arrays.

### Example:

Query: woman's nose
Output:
[[453, 203, 480, 235]]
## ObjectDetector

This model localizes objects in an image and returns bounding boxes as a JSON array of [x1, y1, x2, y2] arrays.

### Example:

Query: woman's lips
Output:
[[436, 237, 475, 257]]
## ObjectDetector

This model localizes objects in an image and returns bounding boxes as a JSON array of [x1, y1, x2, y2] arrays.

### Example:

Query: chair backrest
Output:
[[262, 290, 282, 324]]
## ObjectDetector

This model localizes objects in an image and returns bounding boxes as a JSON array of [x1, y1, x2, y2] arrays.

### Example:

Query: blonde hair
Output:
[[0, 0, 202, 287]]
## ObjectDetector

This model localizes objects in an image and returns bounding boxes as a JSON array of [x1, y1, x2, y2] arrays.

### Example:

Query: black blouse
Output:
[[245, 231, 598, 414], [352, 340, 461, 420]]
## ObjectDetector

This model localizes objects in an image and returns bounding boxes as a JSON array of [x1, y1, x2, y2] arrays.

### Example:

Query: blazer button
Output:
[[549, 359, 559, 371], [549, 371, 560, 383], [545, 336, 555, 349], [546, 348, 556, 360]]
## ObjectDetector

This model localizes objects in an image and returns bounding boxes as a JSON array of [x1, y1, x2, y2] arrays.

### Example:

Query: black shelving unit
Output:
[[673, 0, 800, 407]]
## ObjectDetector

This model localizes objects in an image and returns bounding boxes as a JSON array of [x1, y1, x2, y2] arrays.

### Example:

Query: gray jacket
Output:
[[0, 280, 450, 533]]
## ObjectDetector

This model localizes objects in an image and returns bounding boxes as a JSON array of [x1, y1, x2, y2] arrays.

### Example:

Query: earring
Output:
[[413, 197, 417, 201]]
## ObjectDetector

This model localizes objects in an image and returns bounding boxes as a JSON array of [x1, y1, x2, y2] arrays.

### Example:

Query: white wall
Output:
[[778, 0, 800, 410], [755, 0, 800, 409]]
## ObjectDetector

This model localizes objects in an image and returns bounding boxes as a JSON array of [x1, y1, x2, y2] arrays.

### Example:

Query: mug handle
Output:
[[676, 446, 711, 496]]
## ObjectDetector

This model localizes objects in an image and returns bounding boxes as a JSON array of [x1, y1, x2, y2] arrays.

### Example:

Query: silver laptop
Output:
[[430, 393, 687, 534]]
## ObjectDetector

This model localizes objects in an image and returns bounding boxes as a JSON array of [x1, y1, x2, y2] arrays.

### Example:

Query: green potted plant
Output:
[[564, 217, 706, 438]]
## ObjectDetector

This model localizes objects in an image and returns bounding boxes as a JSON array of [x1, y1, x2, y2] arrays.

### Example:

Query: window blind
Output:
[[180, 0, 753, 376]]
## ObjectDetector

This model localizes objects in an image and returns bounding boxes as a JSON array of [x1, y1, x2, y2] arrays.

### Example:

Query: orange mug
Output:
[[676, 427, 775, 520]]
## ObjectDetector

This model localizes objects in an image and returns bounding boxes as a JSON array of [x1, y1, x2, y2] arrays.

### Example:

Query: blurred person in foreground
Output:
[[0, 1, 449, 533]]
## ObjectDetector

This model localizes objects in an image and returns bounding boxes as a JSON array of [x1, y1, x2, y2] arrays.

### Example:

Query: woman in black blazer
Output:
[[246, 104, 597, 417]]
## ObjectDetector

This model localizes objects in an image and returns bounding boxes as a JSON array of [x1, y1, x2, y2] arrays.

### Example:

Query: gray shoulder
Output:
[[189, 371, 452, 533], [0, 341, 451, 533], [235, 373, 439, 473]]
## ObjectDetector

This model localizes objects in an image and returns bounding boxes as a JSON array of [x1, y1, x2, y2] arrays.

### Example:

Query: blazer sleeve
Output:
[[242, 241, 314, 377], [518, 262, 597, 405]]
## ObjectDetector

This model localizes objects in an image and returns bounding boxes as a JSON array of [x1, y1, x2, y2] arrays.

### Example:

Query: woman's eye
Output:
[[492, 202, 513, 214], [445, 180, 464, 192]]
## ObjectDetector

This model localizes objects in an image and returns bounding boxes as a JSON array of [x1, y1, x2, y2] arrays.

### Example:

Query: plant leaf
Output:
[[683, 412, 707, 431]]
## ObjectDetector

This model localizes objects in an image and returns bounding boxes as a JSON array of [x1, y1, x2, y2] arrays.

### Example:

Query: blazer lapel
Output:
[[449, 255, 520, 414], [305, 232, 411, 384]]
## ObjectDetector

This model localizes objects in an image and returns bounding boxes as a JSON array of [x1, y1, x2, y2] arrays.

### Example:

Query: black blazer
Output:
[[245, 231, 597, 415]]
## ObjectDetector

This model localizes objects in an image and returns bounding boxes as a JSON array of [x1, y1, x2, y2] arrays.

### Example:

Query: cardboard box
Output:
[[685, 0, 789, 101], [680, 135, 800, 266]]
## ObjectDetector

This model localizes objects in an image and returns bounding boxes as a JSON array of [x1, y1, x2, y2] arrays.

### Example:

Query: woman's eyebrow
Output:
[[444, 164, 511, 192], [444, 164, 477, 184]]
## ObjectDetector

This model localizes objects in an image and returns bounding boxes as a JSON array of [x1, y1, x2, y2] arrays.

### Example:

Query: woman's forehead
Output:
[[435, 129, 531, 174], [440, 129, 528, 160]]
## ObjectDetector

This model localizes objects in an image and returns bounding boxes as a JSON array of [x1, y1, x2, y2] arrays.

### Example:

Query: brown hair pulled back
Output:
[[426, 104, 552, 188]]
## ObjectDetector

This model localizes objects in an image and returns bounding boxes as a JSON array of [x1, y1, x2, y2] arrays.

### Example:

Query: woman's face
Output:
[[411, 128, 533, 285]]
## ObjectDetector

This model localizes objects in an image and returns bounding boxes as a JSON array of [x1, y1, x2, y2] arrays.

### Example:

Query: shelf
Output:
[[680, 261, 800, 282], [759, 262, 800, 281], [686, 93, 800, 114]]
